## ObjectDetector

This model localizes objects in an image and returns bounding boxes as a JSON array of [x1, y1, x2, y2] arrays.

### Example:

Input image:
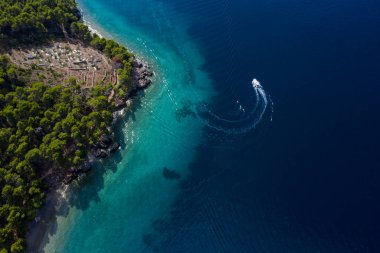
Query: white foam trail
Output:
[[255, 87, 268, 124], [203, 87, 260, 124], [269, 95, 274, 122], [198, 85, 269, 135]]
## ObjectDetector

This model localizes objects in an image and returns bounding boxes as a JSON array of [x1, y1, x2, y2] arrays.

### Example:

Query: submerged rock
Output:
[[175, 104, 196, 122], [162, 167, 181, 180]]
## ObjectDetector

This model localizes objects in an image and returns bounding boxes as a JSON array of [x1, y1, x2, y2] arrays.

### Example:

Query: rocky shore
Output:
[[26, 57, 154, 252], [133, 59, 154, 89], [63, 58, 154, 185], [24, 13, 155, 250]]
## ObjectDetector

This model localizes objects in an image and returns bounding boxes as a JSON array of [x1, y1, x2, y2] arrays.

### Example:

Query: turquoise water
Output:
[[40, 0, 380, 252], [41, 0, 214, 252]]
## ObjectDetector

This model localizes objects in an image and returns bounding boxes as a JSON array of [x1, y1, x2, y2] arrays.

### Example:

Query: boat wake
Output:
[[197, 78, 271, 135]]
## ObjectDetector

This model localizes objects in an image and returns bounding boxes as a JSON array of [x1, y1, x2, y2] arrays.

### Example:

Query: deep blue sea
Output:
[[39, 0, 380, 252]]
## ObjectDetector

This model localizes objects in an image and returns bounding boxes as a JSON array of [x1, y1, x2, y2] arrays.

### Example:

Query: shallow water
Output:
[[42, 0, 215, 252], [42, 0, 380, 252]]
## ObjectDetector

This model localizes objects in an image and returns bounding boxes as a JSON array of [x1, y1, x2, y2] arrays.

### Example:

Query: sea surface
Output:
[[41, 0, 380, 252]]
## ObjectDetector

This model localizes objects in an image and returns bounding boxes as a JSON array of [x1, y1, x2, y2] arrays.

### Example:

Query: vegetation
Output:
[[0, 0, 80, 42], [71, 22, 134, 93], [0, 1, 138, 252], [0, 0, 134, 95], [0, 56, 115, 252]]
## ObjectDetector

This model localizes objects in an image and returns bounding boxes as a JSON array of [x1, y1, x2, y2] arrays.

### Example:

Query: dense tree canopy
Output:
[[0, 0, 80, 41], [0, 0, 134, 95], [0, 57, 113, 252], [0, 1, 137, 251]]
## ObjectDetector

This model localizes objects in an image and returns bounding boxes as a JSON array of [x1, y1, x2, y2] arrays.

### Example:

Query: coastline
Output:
[[25, 19, 154, 253], [26, 0, 215, 251], [26, 186, 69, 253]]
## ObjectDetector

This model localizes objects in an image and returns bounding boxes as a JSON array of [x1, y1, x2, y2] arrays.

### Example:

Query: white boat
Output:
[[252, 78, 261, 88]]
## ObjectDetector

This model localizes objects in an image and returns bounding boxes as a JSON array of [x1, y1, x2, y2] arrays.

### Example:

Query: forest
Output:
[[0, 56, 114, 253], [0, 1, 136, 252], [0, 0, 80, 42]]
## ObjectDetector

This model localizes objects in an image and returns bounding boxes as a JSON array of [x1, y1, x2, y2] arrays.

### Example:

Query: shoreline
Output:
[[26, 186, 69, 253], [25, 18, 155, 253]]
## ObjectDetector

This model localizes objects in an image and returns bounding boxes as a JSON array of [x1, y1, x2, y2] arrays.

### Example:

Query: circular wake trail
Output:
[[198, 83, 269, 135], [204, 87, 260, 124], [255, 87, 268, 125]]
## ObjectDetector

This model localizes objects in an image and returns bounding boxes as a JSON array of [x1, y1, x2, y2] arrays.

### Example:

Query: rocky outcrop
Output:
[[110, 142, 120, 153], [138, 78, 152, 89], [80, 161, 92, 172], [114, 97, 126, 108], [63, 161, 93, 185], [133, 59, 154, 90], [62, 58, 153, 186], [94, 149, 108, 158], [93, 135, 120, 158], [98, 134, 113, 148]]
